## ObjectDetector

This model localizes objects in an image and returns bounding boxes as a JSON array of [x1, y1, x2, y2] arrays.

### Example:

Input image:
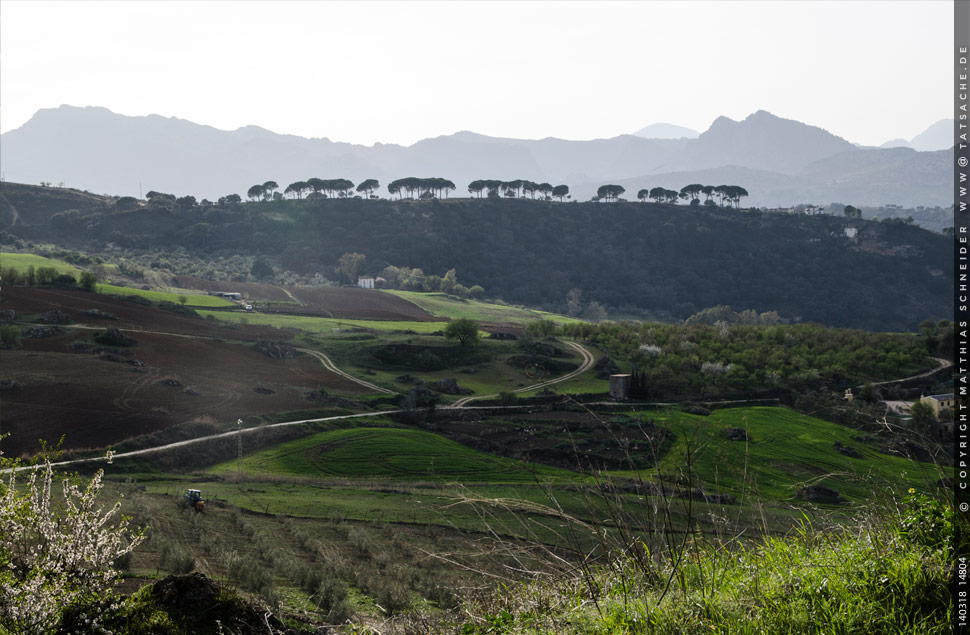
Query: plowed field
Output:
[[2, 288, 287, 340], [1, 289, 370, 455], [174, 276, 294, 302], [286, 287, 442, 321]]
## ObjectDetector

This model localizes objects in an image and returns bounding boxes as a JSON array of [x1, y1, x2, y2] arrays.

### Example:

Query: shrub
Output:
[[93, 328, 136, 347], [899, 488, 963, 556], [497, 392, 518, 406], [78, 270, 98, 291], [0, 457, 145, 633], [157, 540, 194, 575], [0, 324, 22, 349]]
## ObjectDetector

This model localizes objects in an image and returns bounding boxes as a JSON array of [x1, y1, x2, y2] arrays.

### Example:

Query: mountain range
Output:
[[0, 105, 953, 207], [879, 119, 953, 152]]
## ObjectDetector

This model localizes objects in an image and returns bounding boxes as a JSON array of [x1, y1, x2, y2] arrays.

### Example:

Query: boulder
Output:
[[796, 485, 847, 504], [40, 310, 71, 324], [833, 441, 861, 458]]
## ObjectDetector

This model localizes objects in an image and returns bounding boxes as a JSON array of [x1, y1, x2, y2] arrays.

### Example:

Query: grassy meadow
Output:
[[0, 252, 85, 276], [207, 427, 577, 482], [98, 283, 236, 307], [615, 406, 942, 503], [198, 309, 444, 334], [385, 290, 582, 325]]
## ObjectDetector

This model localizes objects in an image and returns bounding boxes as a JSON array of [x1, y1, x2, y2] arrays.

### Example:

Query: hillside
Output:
[[0, 183, 951, 331], [0, 106, 951, 206]]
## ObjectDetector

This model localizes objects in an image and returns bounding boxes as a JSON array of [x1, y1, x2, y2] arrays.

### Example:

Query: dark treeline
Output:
[[235, 178, 747, 207], [0, 183, 952, 332]]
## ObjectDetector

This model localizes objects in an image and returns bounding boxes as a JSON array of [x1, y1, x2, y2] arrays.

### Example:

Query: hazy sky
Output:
[[0, 0, 953, 146]]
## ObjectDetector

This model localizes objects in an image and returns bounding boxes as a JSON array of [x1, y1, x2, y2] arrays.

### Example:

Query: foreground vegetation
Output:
[[457, 490, 956, 634], [2, 450, 957, 634]]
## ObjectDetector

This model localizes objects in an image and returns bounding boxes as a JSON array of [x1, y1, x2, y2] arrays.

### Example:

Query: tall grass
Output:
[[445, 405, 958, 635]]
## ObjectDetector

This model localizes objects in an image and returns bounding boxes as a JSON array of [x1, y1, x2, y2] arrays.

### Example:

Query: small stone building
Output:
[[609, 374, 632, 400]]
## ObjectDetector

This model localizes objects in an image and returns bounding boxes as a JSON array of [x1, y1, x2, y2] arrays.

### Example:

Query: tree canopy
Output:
[[444, 317, 480, 346]]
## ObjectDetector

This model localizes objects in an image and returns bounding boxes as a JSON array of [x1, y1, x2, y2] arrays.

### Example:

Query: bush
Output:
[[78, 270, 98, 291], [900, 488, 963, 556], [524, 319, 557, 338], [0, 458, 145, 633], [0, 324, 22, 349], [157, 540, 195, 575], [93, 328, 136, 347], [497, 392, 518, 406]]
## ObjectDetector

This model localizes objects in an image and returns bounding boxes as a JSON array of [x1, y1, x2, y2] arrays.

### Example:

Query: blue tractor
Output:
[[183, 489, 205, 512]]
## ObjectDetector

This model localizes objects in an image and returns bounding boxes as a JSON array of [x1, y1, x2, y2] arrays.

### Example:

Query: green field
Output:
[[302, 332, 600, 402], [385, 290, 582, 325], [208, 427, 576, 482], [94, 403, 948, 630], [198, 310, 444, 333], [616, 406, 943, 503], [98, 283, 235, 307], [0, 252, 85, 276]]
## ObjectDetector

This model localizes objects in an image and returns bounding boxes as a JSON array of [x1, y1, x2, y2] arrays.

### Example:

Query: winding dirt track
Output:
[[7, 345, 946, 475], [296, 341, 596, 405], [451, 341, 596, 408], [297, 348, 396, 395], [866, 357, 952, 387]]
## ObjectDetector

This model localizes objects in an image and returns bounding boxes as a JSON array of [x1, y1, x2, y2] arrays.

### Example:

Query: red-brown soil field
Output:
[[1, 289, 371, 456], [284, 287, 443, 321], [174, 276, 295, 302], [2, 288, 288, 340]]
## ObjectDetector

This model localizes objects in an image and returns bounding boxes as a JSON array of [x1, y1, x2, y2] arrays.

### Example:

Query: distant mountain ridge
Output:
[[0, 105, 951, 207], [633, 122, 699, 139], [879, 119, 953, 152]]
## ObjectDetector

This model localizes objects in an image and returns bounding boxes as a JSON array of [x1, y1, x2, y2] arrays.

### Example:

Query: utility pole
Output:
[[237, 418, 243, 481]]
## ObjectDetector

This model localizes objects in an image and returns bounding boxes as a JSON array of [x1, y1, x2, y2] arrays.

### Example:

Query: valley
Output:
[[0, 192, 955, 633]]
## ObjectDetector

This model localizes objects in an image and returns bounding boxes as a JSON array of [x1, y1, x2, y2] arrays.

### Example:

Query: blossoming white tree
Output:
[[0, 456, 145, 633]]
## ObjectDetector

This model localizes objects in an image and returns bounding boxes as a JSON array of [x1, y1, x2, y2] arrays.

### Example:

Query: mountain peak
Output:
[[694, 111, 855, 175], [747, 109, 777, 120], [633, 122, 699, 140]]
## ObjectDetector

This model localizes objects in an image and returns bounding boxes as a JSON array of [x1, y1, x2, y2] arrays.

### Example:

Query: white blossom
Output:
[[0, 458, 145, 633]]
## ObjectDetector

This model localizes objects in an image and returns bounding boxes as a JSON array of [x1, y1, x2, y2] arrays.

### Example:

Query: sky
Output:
[[0, 0, 954, 147]]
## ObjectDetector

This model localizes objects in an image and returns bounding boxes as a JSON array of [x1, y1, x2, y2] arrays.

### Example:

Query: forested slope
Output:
[[0, 183, 951, 331]]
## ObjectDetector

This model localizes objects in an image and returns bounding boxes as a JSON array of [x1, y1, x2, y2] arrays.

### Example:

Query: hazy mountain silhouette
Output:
[[633, 122, 699, 139], [0, 105, 950, 206], [879, 138, 911, 149], [879, 119, 953, 152], [686, 110, 857, 175], [909, 119, 953, 151]]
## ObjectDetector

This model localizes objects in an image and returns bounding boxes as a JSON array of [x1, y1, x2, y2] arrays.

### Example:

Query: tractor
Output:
[[183, 489, 205, 512]]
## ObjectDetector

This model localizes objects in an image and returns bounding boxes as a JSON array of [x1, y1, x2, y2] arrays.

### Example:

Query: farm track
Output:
[[278, 286, 305, 306], [297, 348, 396, 395], [451, 341, 596, 408], [113, 366, 161, 413], [866, 357, 952, 387]]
